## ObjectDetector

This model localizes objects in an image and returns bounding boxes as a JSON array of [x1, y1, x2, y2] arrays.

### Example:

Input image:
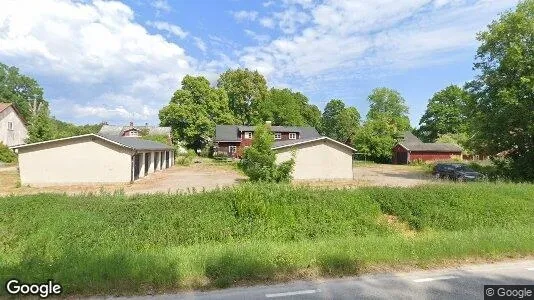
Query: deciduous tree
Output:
[[467, 0, 534, 180]]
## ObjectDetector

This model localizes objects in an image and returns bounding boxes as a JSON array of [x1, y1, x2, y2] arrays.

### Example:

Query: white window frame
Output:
[[244, 132, 253, 139], [274, 132, 282, 140], [289, 132, 297, 140], [7, 122, 13, 131], [228, 145, 237, 154]]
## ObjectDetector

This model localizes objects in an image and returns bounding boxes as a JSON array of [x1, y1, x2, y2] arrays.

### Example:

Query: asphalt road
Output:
[[112, 260, 534, 300]]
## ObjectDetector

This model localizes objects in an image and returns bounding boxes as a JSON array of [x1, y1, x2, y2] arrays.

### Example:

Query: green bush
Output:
[[239, 124, 295, 182], [0, 142, 16, 163], [175, 149, 196, 165]]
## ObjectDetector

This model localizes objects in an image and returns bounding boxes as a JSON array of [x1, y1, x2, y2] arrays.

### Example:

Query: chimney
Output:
[[130, 121, 133, 127], [145, 122, 148, 127]]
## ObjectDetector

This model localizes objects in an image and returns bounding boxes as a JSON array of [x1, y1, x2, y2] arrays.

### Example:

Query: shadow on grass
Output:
[[318, 252, 364, 277], [204, 251, 276, 288], [0, 249, 180, 296]]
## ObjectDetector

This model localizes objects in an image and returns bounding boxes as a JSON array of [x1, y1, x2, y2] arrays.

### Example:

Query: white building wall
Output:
[[0, 106, 28, 147], [18, 136, 133, 185], [275, 139, 354, 180]]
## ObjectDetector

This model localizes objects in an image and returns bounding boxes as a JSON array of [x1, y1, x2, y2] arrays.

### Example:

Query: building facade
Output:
[[0, 103, 28, 147], [392, 132, 463, 164], [13, 134, 174, 185], [214, 124, 321, 158]]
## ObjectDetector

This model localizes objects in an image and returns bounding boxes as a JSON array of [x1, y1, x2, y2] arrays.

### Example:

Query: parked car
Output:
[[432, 163, 483, 181]]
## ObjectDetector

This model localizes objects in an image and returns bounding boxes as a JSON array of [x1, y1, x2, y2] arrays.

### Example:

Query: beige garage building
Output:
[[273, 136, 355, 180], [13, 134, 174, 185]]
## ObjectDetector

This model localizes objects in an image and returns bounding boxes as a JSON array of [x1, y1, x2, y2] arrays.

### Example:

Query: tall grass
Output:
[[1, 183, 533, 295]]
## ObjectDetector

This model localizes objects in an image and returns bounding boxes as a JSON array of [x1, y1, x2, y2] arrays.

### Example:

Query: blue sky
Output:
[[0, 0, 519, 127]]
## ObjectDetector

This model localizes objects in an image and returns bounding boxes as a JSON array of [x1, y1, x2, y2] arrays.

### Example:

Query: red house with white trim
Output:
[[392, 132, 462, 164]]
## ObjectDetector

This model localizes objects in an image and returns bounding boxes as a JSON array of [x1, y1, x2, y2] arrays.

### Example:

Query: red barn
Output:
[[392, 132, 463, 164]]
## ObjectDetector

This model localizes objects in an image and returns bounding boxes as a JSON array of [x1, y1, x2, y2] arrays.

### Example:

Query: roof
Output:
[[215, 124, 321, 142], [395, 131, 462, 152], [0, 102, 27, 124], [397, 142, 463, 152], [272, 136, 356, 152], [0, 103, 11, 113], [99, 124, 171, 136], [399, 131, 423, 143], [11, 134, 172, 151]]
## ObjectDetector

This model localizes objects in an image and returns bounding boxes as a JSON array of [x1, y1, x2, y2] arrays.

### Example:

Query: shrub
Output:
[[238, 124, 295, 182], [0, 143, 16, 163], [175, 149, 196, 166]]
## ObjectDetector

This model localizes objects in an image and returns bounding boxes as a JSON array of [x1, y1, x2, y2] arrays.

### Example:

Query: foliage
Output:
[[263, 88, 321, 128], [466, 0, 534, 181], [321, 99, 360, 143], [0, 142, 16, 163], [217, 68, 268, 125], [366, 87, 410, 130], [175, 149, 196, 166], [26, 105, 54, 143], [0, 62, 46, 121], [0, 183, 533, 294], [417, 85, 470, 142], [160, 75, 235, 150], [142, 134, 171, 145], [355, 88, 410, 163], [238, 124, 295, 182], [51, 119, 102, 139]]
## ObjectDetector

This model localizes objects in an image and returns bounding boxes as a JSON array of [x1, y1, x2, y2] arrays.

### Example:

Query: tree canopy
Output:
[[355, 88, 410, 162], [467, 0, 534, 180], [417, 85, 470, 142], [217, 69, 268, 125], [160, 75, 235, 149], [321, 99, 360, 143]]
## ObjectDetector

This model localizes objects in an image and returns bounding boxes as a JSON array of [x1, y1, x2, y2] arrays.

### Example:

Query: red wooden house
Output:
[[392, 132, 462, 164]]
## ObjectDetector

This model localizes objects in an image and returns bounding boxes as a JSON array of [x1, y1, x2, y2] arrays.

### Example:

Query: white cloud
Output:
[[0, 0, 197, 123], [151, 0, 171, 13], [260, 17, 275, 28], [147, 21, 188, 39], [193, 37, 207, 53], [244, 29, 270, 43], [230, 10, 259, 22], [241, 0, 518, 81]]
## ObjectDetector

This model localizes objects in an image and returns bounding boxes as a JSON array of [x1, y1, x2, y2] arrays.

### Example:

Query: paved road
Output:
[[114, 260, 534, 300]]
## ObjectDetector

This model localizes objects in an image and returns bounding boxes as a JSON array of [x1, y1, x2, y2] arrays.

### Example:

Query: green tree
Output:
[[27, 105, 54, 143], [417, 85, 470, 142], [0, 62, 46, 120], [238, 123, 294, 182], [467, 0, 534, 180], [217, 69, 268, 125], [366, 87, 410, 129], [355, 88, 411, 162], [321, 99, 360, 143], [160, 75, 235, 149]]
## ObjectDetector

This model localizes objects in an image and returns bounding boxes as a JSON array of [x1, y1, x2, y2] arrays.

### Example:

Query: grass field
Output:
[[1, 183, 533, 295]]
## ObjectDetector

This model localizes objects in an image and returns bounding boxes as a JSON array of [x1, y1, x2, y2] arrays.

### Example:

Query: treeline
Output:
[[0, 62, 101, 145]]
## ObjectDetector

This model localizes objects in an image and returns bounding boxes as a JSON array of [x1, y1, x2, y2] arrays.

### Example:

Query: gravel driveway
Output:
[[353, 164, 432, 187]]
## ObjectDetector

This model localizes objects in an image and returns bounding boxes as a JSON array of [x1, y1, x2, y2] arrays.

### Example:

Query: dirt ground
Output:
[[0, 161, 432, 196]]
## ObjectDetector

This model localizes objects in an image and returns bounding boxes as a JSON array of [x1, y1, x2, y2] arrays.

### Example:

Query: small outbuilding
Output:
[[392, 132, 462, 164], [273, 136, 355, 180], [12, 134, 174, 185]]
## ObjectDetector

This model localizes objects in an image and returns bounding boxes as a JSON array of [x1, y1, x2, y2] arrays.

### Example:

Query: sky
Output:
[[0, 0, 519, 127]]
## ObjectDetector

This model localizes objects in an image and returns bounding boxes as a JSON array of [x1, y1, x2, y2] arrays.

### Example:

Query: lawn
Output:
[[1, 183, 533, 296]]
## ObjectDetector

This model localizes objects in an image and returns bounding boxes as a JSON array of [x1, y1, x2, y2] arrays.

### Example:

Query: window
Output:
[[244, 132, 253, 139], [274, 132, 282, 140], [289, 132, 297, 140], [229, 145, 237, 154], [7, 122, 13, 131]]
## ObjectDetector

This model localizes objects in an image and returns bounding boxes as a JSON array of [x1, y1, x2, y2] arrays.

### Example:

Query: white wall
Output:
[[0, 106, 28, 146], [18, 136, 133, 185], [275, 139, 354, 180]]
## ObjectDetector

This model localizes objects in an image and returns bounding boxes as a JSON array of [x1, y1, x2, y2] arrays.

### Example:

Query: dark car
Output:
[[432, 163, 482, 181]]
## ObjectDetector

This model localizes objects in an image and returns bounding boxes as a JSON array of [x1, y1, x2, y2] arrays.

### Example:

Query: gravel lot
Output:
[[0, 161, 431, 196]]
